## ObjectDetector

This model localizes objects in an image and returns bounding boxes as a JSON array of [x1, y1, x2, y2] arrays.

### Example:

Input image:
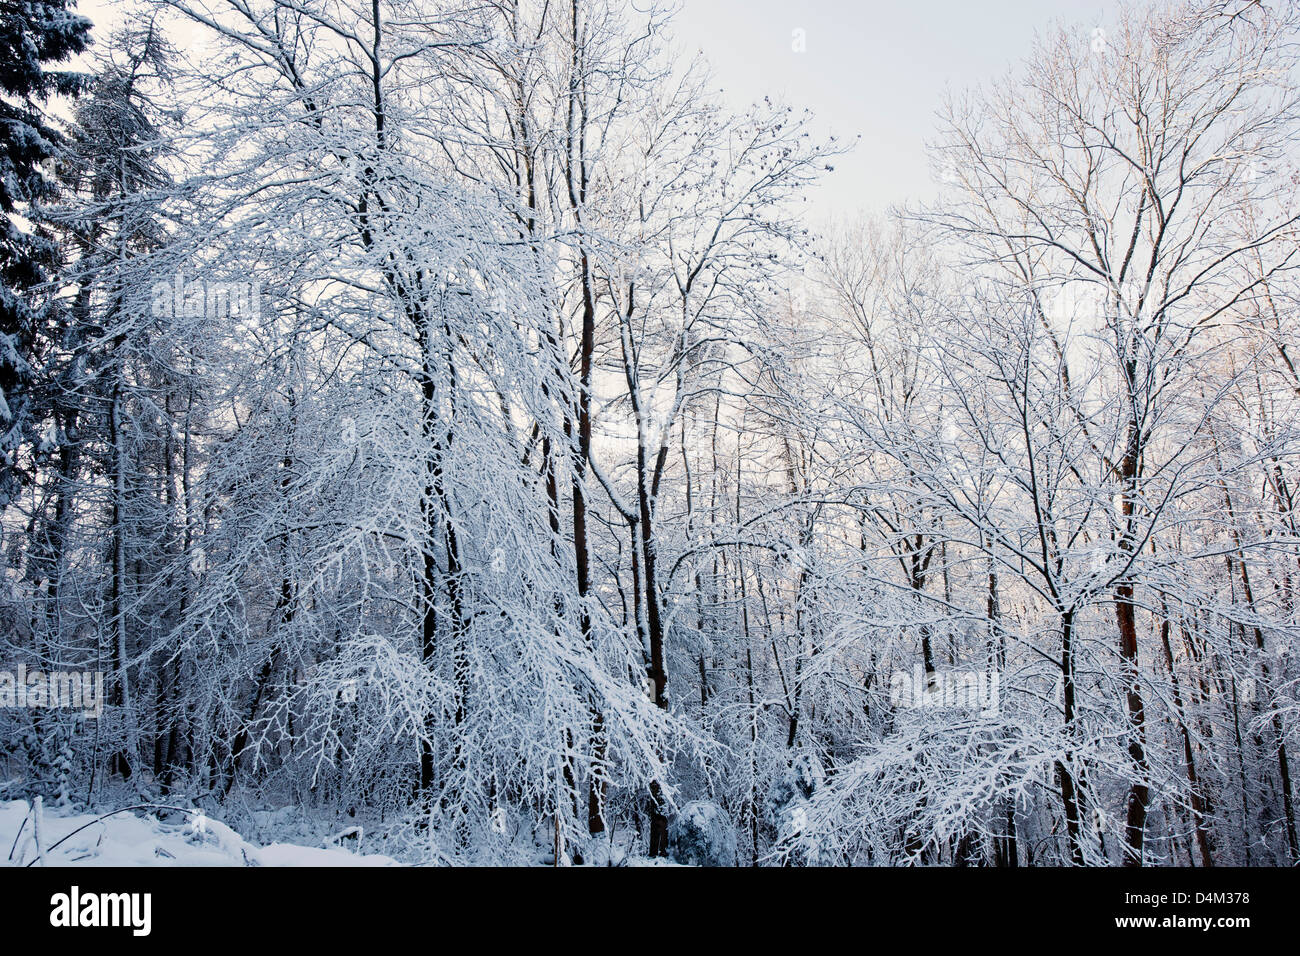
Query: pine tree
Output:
[[0, 0, 91, 504]]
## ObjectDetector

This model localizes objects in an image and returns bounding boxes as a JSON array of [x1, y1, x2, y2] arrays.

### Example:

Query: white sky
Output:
[[76, 0, 1117, 218], [672, 0, 1115, 218]]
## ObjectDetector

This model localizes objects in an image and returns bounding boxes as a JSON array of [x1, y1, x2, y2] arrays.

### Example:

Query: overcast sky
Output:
[[672, 0, 1115, 219], [77, 0, 1116, 218]]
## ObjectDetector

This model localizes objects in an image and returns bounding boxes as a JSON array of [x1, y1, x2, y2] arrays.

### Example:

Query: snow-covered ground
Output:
[[0, 800, 399, 867]]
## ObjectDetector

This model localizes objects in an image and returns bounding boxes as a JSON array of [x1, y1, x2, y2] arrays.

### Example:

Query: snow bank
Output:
[[0, 800, 399, 867]]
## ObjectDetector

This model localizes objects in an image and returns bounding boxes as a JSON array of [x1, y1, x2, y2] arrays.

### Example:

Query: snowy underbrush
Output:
[[0, 799, 400, 867], [0, 794, 671, 866]]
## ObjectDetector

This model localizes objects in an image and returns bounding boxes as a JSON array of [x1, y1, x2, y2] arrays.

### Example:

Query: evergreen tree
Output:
[[0, 0, 91, 504]]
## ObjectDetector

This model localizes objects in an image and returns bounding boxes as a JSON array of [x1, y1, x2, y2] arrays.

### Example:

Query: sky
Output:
[[672, 0, 1115, 219], [76, 0, 1115, 218]]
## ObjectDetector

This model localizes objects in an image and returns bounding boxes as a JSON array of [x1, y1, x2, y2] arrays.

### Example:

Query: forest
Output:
[[1, 0, 1299, 867]]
